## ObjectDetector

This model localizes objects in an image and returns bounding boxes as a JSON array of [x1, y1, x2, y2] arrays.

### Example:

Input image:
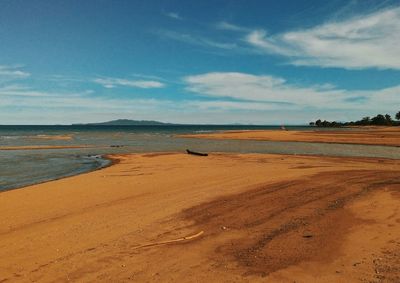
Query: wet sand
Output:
[[0, 153, 399, 282], [180, 127, 400, 147]]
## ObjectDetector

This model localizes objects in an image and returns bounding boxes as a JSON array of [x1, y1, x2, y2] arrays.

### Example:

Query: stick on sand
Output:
[[132, 231, 204, 250]]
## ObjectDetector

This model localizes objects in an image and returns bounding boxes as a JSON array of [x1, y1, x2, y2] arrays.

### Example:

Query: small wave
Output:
[[30, 134, 74, 141], [193, 130, 217, 133], [1, 134, 73, 141], [0, 135, 23, 140]]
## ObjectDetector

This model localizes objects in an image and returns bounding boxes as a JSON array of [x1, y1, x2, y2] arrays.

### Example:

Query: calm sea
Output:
[[1, 125, 399, 191]]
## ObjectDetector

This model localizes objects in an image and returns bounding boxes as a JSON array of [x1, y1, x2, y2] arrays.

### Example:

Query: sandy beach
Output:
[[2, 1, 399, 282], [180, 127, 400, 147], [0, 152, 399, 282]]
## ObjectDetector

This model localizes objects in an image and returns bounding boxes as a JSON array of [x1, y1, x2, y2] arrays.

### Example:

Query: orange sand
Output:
[[0, 153, 399, 282], [180, 127, 400, 147]]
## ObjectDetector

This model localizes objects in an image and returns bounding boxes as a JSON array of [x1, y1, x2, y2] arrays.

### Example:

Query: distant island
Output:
[[310, 111, 400, 127], [74, 119, 177, 126]]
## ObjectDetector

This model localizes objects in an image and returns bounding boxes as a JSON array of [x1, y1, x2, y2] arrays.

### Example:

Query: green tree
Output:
[[385, 114, 392, 125], [396, 111, 400, 121], [360, 116, 370, 125], [371, 114, 386, 125]]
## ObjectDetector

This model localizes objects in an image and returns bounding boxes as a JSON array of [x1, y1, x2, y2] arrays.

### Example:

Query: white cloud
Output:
[[165, 12, 182, 20], [244, 7, 400, 69], [184, 72, 400, 112], [0, 84, 91, 98], [216, 21, 250, 32], [1, 78, 398, 124], [185, 100, 293, 111], [0, 84, 169, 110], [93, 77, 165, 89], [245, 30, 295, 56], [1, 64, 397, 124], [0, 65, 30, 81], [157, 30, 237, 50]]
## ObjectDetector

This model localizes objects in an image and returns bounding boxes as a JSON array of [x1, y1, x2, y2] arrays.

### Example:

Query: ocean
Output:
[[1, 125, 399, 191]]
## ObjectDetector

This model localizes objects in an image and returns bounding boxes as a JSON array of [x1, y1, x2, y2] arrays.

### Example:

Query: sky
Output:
[[0, 0, 399, 125]]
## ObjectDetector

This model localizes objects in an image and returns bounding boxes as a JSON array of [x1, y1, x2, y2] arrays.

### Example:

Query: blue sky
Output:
[[0, 0, 399, 124]]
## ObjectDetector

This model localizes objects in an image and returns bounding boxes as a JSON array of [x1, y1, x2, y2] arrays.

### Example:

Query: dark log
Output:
[[186, 149, 208, 156]]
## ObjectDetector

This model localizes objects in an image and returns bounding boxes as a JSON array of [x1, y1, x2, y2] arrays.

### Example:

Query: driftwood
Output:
[[132, 231, 204, 250], [186, 149, 208, 156]]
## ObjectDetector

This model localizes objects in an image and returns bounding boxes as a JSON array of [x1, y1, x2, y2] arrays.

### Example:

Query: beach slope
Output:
[[0, 153, 399, 282]]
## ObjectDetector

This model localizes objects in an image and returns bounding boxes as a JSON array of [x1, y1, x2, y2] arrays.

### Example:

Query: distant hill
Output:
[[75, 119, 176, 126]]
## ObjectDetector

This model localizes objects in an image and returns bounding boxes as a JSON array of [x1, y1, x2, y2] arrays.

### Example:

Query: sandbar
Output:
[[179, 127, 400, 147]]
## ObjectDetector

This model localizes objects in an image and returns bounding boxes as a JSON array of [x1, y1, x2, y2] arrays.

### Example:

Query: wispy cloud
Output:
[[245, 30, 295, 56], [0, 83, 239, 124], [216, 21, 250, 32], [165, 12, 183, 20], [0, 65, 30, 82], [0, 85, 68, 97], [184, 72, 400, 111], [1, 72, 398, 124], [160, 7, 400, 70], [0, 84, 170, 112], [157, 30, 237, 50], [93, 77, 165, 89], [185, 100, 293, 111], [130, 73, 167, 82], [243, 7, 400, 69]]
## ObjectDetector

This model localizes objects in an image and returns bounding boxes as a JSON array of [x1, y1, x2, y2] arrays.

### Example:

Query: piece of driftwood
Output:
[[132, 231, 204, 250], [186, 149, 208, 156]]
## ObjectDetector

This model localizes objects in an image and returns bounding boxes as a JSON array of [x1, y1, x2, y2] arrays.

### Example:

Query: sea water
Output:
[[1, 125, 399, 191]]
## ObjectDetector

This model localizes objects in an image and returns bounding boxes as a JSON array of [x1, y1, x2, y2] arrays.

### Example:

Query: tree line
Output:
[[310, 111, 400, 127]]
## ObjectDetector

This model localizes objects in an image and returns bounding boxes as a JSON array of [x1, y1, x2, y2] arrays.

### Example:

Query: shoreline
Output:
[[0, 154, 113, 193], [182, 135, 400, 148], [3, 150, 400, 193], [0, 152, 399, 281], [2, 127, 399, 194], [178, 127, 400, 147]]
